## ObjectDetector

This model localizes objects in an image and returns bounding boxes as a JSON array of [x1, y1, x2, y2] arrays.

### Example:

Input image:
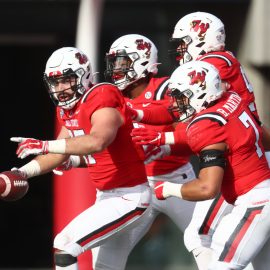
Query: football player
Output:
[[9, 47, 152, 270], [101, 33, 197, 267], [155, 61, 270, 270], [131, 12, 270, 270]]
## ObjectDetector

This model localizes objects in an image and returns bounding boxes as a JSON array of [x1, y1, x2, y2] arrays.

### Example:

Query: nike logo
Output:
[[142, 103, 151, 107]]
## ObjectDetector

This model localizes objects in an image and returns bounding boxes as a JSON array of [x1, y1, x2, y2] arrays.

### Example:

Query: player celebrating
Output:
[[155, 61, 270, 270], [131, 12, 269, 270], [101, 33, 197, 267], [9, 47, 151, 270]]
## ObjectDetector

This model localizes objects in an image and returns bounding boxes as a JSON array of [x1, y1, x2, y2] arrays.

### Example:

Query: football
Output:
[[0, 170, 29, 201]]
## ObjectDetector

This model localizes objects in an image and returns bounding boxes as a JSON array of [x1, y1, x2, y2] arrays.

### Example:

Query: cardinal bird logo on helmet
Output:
[[188, 69, 207, 90], [135, 39, 152, 58], [75, 52, 88, 64], [190, 20, 210, 41]]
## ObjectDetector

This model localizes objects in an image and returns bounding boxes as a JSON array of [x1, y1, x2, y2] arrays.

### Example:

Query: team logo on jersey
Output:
[[126, 101, 133, 108], [190, 20, 210, 40], [144, 91, 152, 99], [65, 119, 79, 127], [135, 39, 152, 58], [188, 69, 207, 90], [75, 52, 88, 64]]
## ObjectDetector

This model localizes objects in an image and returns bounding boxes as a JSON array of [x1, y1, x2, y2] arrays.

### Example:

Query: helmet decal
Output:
[[135, 39, 152, 58], [75, 52, 88, 65], [188, 69, 207, 90], [191, 20, 210, 40]]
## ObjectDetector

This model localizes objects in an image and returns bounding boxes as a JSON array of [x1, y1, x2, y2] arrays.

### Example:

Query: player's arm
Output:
[[127, 102, 174, 125], [13, 126, 71, 179], [64, 107, 123, 154], [11, 107, 124, 159], [155, 142, 226, 201]]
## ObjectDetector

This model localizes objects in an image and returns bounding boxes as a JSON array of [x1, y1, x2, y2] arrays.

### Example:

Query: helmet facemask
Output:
[[105, 49, 141, 90], [168, 89, 196, 122], [169, 36, 193, 65], [44, 68, 85, 110], [104, 50, 146, 90]]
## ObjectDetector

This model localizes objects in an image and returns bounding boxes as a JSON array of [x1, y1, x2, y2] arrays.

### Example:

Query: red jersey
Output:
[[186, 92, 270, 204], [126, 77, 190, 176], [198, 51, 258, 118], [57, 83, 147, 190]]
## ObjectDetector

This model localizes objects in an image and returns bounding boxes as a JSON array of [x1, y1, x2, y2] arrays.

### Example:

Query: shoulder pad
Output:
[[81, 83, 118, 103], [187, 112, 227, 130]]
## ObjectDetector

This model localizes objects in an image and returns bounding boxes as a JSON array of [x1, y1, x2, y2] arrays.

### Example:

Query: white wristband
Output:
[[163, 182, 183, 199], [135, 109, 144, 122], [19, 160, 41, 179], [48, 139, 66, 154], [165, 132, 175, 145], [70, 155, 81, 167]]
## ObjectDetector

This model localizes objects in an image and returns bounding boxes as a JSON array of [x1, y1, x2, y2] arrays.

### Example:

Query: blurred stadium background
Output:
[[0, 0, 269, 269]]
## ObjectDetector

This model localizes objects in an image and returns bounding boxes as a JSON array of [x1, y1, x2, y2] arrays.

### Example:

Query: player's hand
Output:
[[131, 128, 165, 146], [127, 106, 139, 120], [10, 137, 49, 159], [154, 181, 166, 200], [144, 145, 171, 165], [53, 155, 80, 175], [53, 159, 73, 176]]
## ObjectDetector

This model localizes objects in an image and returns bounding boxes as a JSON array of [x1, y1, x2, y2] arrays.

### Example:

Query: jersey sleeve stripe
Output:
[[187, 113, 227, 129], [200, 54, 233, 67], [154, 79, 170, 100]]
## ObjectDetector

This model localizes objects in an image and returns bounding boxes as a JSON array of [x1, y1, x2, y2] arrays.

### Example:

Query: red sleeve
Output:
[[187, 119, 226, 153], [170, 123, 193, 156], [201, 56, 239, 83], [83, 84, 125, 117], [141, 100, 174, 125]]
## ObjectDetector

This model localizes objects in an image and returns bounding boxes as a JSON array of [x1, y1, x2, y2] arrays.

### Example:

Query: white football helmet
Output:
[[170, 12, 225, 65], [168, 61, 224, 122], [105, 34, 158, 90], [44, 47, 93, 110]]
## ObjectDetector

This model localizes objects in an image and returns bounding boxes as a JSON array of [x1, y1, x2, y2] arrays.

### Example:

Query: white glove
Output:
[[144, 145, 171, 165], [53, 155, 81, 176], [10, 137, 49, 159]]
